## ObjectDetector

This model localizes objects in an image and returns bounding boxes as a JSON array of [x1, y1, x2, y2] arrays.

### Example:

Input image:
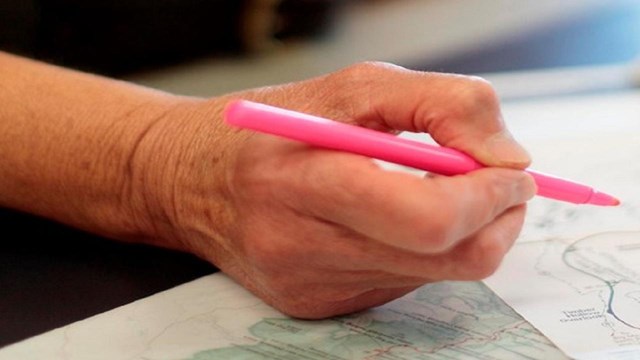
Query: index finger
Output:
[[319, 62, 531, 169], [283, 150, 536, 254]]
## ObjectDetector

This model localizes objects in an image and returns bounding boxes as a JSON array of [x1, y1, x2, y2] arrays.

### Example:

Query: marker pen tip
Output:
[[588, 191, 620, 206]]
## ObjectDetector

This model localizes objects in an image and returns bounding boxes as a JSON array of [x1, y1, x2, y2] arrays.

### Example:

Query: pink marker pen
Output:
[[224, 100, 619, 206]]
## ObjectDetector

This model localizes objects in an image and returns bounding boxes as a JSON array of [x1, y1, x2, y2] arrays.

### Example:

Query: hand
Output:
[[132, 62, 537, 319], [0, 54, 533, 318]]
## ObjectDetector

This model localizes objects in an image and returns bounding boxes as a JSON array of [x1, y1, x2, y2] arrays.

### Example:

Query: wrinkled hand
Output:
[[137, 62, 536, 319]]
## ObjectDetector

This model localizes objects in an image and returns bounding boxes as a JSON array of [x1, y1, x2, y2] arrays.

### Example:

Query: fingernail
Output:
[[517, 172, 538, 201], [486, 135, 531, 167]]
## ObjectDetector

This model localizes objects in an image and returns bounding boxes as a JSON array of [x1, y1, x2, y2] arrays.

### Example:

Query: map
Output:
[[483, 91, 640, 359], [486, 232, 640, 359], [0, 274, 566, 360], [182, 281, 563, 360]]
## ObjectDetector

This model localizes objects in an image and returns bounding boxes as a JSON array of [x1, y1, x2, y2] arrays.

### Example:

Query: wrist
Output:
[[0, 53, 239, 257], [128, 97, 240, 257]]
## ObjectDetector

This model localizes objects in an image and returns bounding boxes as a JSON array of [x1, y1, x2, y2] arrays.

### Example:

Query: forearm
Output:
[[0, 52, 214, 246]]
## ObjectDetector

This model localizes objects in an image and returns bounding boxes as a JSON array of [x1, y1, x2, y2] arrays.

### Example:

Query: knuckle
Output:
[[342, 61, 404, 77], [466, 76, 499, 104], [326, 61, 406, 92], [452, 76, 500, 115], [319, 61, 411, 122], [483, 169, 531, 212]]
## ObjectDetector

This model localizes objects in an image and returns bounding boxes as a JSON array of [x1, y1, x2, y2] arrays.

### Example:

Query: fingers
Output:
[[243, 202, 525, 319], [295, 203, 527, 283], [317, 62, 531, 169], [284, 198, 528, 282], [406, 203, 528, 280], [286, 151, 535, 254], [346, 205, 527, 282], [448, 203, 528, 279]]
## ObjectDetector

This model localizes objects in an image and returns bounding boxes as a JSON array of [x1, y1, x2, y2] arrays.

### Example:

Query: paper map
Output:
[[0, 274, 566, 360], [487, 232, 640, 360], [485, 91, 640, 359]]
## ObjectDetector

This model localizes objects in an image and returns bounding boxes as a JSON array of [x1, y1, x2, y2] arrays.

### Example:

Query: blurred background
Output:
[[2, 0, 640, 97], [2, 0, 640, 348]]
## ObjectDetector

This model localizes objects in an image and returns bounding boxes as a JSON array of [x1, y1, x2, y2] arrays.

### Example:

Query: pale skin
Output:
[[0, 52, 536, 319]]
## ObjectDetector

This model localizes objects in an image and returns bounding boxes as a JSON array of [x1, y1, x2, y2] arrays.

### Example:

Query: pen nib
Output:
[[587, 191, 620, 206]]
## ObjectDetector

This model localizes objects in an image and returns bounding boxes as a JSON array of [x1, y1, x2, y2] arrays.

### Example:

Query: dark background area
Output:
[[1, 0, 640, 349], [0, 0, 340, 76]]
